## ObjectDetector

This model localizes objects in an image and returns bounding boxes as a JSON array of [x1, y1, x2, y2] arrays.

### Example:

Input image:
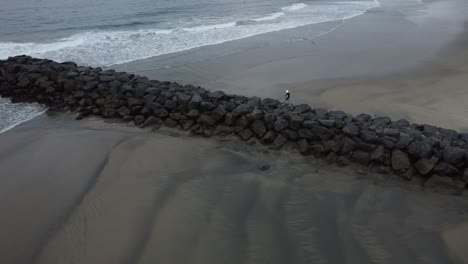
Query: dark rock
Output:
[[342, 124, 359, 137], [341, 137, 356, 154], [351, 150, 370, 165], [232, 104, 252, 117], [326, 152, 338, 163], [323, 140, 342, 153], [424, 175, 466, 194], [271, 134, 287, 150], [382, 136, 397, 150], [135, 84, 148, 98], [176, 93, 191, 104], [288, 114, 303, 130], [169, 113, 185, 120], [443, 146, 465, 164], [142, 116, 161, 127], [153, 109, 169, 118], [458, 133, 468, 143], [82, 81, 98, 92], [393, 119, 410, 128], [355, 113, 371, 123], [235, 116, 249, 131], [258, 164, 270, 171], [414, 157, 438, 175], [360, 130, 379, 143], [248, 108, 264, 120], [274, 119, 289, 132], [318, 119, 335, 128], [423, 125, 438, 136], [238, 129, 253, 141], [186, 109, 200, 118], [261, 98, 280, 108], [383, 128, 400, 138], [188, 94, 202, 109], [293, 104, 311, 114], [407, 141, 432, 158], [370, 145, 385, 163], [99, 75, 115, 82], [391, 149, 411, 171], [433, 161, 459, 176], [284, 129, 298, 141], [251, 120, 267, 138], [261, 131, 276, 145], [128, 97, 144, 108], [224, 113, 235, 126], [310, 125, 333, 140], [134, 115, 145, 126], [373, 117, 390, 128], [199, 101, 215, 111], [207, 91, 226, 100], [164, 100, 177, 110], [165, 118, 178, 128], [329, 110, 347, 120], [297, 139, 310, 154], [181, 120, 194, 131], [211, 105, 227, 121], [117, 106, 130, 117], [401, 167, 415, 181], [395, 135, 414, 149], [357, 141, 376, 152], [264, 113, 276, 130], [197, 115, 217, 126], [297, 128, 317, 140]]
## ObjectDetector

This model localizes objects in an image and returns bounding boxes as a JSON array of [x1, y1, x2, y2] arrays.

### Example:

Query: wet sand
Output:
[[0, 115, 468, 264]]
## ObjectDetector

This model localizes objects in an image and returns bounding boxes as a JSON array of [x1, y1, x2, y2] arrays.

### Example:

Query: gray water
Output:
[[0, 0, 379, 66]]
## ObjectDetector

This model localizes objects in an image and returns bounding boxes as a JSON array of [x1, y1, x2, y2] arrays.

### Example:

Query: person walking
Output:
[[284, 89, 291, 105]]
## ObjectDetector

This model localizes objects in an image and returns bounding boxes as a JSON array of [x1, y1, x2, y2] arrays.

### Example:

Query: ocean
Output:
[[0, 0, 380, 133]]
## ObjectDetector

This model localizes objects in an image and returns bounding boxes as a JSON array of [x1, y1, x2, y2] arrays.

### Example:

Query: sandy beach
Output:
[[0, 115, 467, 264], [2, 0, 468, 263]]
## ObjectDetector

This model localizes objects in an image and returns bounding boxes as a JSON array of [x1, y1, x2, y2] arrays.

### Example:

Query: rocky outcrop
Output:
[[1, 56, 467, 193]]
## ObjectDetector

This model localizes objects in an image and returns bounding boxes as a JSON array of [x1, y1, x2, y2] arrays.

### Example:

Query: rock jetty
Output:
[[1, 55, 467, 193]]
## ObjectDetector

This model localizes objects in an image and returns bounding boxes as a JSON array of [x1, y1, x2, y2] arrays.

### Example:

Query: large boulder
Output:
[[442, 146, 465, 164], [197, 115, 217, 126], [251, 120, 267, 138], [406, 141, 432, 158], [414, 157, 438, 175], [342, 124, 359, 137], [232, 104, 252, 117], [188, 93, 202, 109], [360, 130, 378, 143], [395, 135, 414, 149], [238, 129, 253, 141], [271, 134, 287, 150], [310, 125, 334, 140], [274, 119, 289, 132], [391, 149, 411, 171]]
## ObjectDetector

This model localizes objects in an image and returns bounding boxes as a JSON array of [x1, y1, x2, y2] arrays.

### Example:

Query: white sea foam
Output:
[[253, 12, 285, 22], [281, 3, 308, 12], [0, 1, 380, 66], [0, 97, 46, 134]]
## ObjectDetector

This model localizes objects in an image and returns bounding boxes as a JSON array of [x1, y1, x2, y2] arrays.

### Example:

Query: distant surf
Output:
[[0, 97, 46, 134], [0, 1, 379, 66]]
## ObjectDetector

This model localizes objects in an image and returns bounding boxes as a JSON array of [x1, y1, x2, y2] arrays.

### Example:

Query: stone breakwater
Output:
[[1, 56, 467, 193]]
